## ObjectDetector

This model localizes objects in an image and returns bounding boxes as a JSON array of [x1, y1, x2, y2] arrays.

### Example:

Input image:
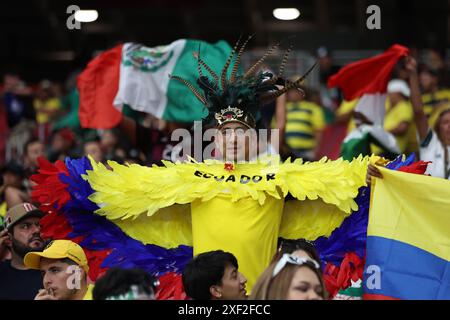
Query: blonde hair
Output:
[[249, 260, 327, 300]]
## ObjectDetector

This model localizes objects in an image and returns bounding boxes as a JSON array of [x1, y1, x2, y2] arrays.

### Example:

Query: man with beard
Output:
[[0, 202, 45, 299]]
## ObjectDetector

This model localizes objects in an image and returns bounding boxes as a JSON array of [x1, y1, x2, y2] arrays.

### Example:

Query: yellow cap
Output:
[[24, 240, 89, 273]]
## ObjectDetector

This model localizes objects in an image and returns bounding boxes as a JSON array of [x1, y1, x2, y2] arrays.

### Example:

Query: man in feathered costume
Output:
[[31, 38, 386, 297]]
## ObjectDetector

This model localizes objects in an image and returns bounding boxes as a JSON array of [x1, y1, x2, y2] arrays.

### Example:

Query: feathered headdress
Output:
[[170, 36, 317, 128]]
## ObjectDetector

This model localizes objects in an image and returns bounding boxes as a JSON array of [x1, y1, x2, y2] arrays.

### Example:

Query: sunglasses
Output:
[[272, 254, 320, 278]]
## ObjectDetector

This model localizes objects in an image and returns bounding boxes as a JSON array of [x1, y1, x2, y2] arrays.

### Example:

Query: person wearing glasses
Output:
[[249, 253, 326, 300]]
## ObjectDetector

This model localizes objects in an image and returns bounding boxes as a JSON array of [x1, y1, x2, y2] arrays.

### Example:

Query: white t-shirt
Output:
[[419, 130, 450, 180]]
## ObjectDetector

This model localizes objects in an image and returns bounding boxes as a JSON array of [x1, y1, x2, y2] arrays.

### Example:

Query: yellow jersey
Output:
[[384, 99, 414, 153], [191, 194, 284, 291], [33, 98, 61, 124], [285, 101, 325, 151], [422, 89, 450, 117]]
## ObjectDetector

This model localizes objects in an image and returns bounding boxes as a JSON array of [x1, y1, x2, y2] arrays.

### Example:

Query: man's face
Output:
[[216, 263, 247, 300], [40, 259, 84, 300], [25, 142, 45, 168], [215, 122, 257, 162], [10, 216, 44, 258]]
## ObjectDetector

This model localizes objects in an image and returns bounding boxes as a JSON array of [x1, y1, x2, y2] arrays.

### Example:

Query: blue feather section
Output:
[[58, 157, 98, 212], [385, 153, 415, 170], [313, 186, 370, 267], [58, 157, 193, 276]]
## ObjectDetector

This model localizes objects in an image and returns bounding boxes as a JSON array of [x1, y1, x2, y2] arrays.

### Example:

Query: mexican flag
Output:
[[77, 39, 233, 128]]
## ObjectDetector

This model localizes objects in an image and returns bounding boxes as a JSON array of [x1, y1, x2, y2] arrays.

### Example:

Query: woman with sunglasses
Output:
[[249, 254, 327, 300]]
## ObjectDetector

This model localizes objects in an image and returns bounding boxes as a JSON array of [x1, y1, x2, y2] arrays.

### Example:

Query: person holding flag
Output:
[[408, 57, 450, 180], [327, 45, 410, 160], [368, 55, 450, 181]]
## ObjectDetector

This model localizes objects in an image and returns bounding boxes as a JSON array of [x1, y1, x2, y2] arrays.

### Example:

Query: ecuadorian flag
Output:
[[364, 167, 450, 300]]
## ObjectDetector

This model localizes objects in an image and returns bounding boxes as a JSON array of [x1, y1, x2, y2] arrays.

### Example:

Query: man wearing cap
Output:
[[24, 239, 92, 300], [384, 79, 415, 154], [0, 202, 46, 300]]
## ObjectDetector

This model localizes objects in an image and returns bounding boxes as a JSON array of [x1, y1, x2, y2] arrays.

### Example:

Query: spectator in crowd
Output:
[[4, 138, 45, 207], [4, 124, 36, 167], [100, 128, 122, 161], [274, 238, 321, 266], [250, 254, 326, 300], [47, 128, 77, 163], [1, 71, 35, 129], [0, 162, 25, 216], [22, 138, 45, 175], [83, 140, 104, 163], [384, 79, 415, 154], [419, 66, 450, 117], [284, 86, 326, 161], [316, 46, 340, 112], [24, 239, 92, 300], [367, 56, 450, 181], [0, 203, 45, 300], [182, 250, 247, 300], [1, 161, 25, 191], [93, 268, 158, 300], [3, 74, 37, 164], [408, 56, 450, 179], [33, 80, 62, 143]]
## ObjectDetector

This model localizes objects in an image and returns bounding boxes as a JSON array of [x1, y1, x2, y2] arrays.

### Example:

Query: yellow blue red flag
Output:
[[364, 167, 450, 300]]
